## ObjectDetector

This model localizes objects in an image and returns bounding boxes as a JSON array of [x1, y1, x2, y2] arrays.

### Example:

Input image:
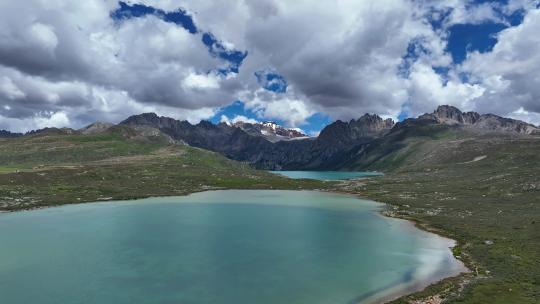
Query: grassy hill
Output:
[[0, 127, 326, 211], [336, 125, 540, 303]]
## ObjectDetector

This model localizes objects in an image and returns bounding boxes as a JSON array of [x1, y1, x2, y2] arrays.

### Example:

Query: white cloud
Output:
[[509, 107, 540, 126], [220, 114, 259, 124], [406, 63, 485, 116], [242, 88, 314, 127], [0, 0, 539, 132], [182, 72, 220, 90], [34, 111, 70, 129], [0, 76, 25, 100], [29, 23, 58, 51], [0, 111, 69, 132], [458, 7, 540, 121]]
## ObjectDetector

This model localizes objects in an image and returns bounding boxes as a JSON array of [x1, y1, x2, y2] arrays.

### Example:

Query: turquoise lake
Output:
[[271, 171, 383, 180], [0, 190, 465, 304]]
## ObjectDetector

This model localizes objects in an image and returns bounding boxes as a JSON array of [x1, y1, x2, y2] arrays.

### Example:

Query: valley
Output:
[[0, 105, 539, 303]]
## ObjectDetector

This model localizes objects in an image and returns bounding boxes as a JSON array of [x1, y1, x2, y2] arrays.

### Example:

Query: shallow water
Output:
[[271, 170, 383, 180], [0, 190, 464, 304]]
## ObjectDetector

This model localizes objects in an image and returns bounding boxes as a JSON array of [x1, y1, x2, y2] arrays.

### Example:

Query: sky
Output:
[[1, 0, 540, 134]]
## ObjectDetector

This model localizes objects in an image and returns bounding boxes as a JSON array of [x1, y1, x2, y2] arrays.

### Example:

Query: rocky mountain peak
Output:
[[319, 114, 394, 142], [121, 113, 161, 126], [432, 105, 466, 124], [350, 114, 395, 136]]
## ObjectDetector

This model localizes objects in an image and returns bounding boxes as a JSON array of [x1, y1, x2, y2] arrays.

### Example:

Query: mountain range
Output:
[[2, 105, 538, 304], [1, 105, 538, 171]]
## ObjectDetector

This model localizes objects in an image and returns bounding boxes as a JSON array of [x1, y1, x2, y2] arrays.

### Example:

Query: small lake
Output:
[[0, 190, 464, 304], [271, 170, 383, 180]]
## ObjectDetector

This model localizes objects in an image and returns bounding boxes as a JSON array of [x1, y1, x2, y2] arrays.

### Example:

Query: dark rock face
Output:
[[420, 105, 539, 134]]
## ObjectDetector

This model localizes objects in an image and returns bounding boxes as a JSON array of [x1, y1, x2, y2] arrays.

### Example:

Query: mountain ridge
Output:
[[2, 105, 538, 170], [417, 105, 538, 134]]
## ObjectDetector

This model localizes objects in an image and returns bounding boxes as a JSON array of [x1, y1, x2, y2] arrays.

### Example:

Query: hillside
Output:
[[332, 124, 540, 303], [0, 126, 326, 211]]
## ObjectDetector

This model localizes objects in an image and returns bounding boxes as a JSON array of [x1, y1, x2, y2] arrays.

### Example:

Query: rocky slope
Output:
[[79, 122, 114, 134], [419, 105, 539, 134]]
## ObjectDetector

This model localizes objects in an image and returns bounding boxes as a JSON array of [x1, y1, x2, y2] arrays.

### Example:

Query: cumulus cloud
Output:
[[0, 76, 25, 100], [182, 72, 220, 90], [0, 0, 241, 131], [459, 8, 540, 117], [406, 63, 485, 116], [1, 0, 539, 132], [240, 88, 315, 127]]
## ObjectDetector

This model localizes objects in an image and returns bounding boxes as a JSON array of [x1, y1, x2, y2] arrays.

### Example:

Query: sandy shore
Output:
[[359, 217, 469, 303]]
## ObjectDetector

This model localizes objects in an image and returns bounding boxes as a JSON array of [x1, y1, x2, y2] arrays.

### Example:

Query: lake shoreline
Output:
[[328, 186, 473, 303], [359, 212, 469, 304]]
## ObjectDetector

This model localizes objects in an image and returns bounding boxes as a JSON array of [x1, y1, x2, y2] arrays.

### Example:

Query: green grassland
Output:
[[0, 129, 328, 211], [337, 127, 540, 303]]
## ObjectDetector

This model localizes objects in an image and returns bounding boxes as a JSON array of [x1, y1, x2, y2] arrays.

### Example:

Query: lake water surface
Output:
[[0, 190, 465, 304], [271, 171, 383, 180]]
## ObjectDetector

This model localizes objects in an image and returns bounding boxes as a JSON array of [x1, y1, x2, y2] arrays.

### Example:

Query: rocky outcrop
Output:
[[79, 122, 114, 134], [420, 105, 539, 134]]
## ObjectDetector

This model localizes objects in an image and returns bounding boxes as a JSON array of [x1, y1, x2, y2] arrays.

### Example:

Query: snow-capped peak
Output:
[[232, 120, 308, 142]]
